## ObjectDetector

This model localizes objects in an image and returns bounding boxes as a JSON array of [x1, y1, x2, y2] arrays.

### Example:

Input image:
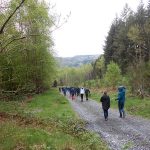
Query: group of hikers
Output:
[[59, 86, 90, 102], [59, 86, 126, 121]]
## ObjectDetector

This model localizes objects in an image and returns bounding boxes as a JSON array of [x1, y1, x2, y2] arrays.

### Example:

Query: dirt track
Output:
[[67, 96, 150, 150]]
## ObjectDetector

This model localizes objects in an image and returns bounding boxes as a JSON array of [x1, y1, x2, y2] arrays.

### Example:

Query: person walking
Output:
[[70, 87, 75, 100], [80, 87, 85, 102], [85, 88, 90, 100], [76, 87, 80, 96], [100, 91, 110, 121], [115, 86, 126, 118]]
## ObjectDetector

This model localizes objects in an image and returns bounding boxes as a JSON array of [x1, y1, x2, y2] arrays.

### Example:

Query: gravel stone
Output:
[[67, 95, 150, 150]]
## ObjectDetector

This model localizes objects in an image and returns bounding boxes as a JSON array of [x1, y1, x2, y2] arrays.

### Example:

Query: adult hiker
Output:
[[70, 87, 76, 100], [85, 88, 90, 100], [115, 86, 126, 118], [76, 87, 80, 96], [80, 87, 85, 102], [100, 91, 110, 121]]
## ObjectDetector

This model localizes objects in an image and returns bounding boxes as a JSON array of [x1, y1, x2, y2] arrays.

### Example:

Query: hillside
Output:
[[56, 55, 99, 67]]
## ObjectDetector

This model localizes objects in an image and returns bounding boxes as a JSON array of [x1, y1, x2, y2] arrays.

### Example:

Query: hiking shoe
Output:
[[120, 112, 122, 118], [123, 112, 125, 118]]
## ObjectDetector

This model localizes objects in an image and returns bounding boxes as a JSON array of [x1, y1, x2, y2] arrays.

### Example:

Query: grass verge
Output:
[[0, 89, 108, 150]]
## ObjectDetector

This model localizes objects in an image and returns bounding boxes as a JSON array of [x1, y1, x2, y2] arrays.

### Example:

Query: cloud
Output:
[[49, 0, 148, 57]]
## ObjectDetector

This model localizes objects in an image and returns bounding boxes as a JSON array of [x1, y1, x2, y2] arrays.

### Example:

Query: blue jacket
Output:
[[117, 86, 126, 103]]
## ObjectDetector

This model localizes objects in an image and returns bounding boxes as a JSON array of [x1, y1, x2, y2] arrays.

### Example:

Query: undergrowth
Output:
[[0, 89, 108, 150]]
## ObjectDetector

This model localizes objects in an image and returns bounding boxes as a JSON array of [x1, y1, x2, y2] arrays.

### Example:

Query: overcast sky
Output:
[[49, 0, 148, 57]]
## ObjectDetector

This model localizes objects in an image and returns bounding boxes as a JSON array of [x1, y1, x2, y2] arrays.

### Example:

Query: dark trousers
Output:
[[103, 109, 108, 119], [118, 101, 125, 117], [85, 93, 88, 100], [81, 94, 83, 102]]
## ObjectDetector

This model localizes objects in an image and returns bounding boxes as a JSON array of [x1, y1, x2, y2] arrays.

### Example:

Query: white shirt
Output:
[[80, 88, 85, 94]]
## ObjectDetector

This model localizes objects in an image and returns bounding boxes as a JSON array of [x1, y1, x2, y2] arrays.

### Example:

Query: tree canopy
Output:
[[0, 0, 56, 100]]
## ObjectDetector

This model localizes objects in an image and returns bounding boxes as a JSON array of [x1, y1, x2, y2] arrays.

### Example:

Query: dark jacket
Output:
[[85, 89, 90, 95], [100, 94, 110, 110]]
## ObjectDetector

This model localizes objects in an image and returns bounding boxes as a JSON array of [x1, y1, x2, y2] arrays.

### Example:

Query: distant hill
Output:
[[56, 55, 99, 67]]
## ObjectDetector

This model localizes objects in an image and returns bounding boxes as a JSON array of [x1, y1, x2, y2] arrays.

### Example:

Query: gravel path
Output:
[[67, 95, 150, 150]]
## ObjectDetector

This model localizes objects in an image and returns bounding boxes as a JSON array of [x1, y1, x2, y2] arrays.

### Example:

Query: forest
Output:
[[0, 0, 150, 99], [0, 0, 150, 149], [0, 0, 56, 100], [58, 2, 150, 98]]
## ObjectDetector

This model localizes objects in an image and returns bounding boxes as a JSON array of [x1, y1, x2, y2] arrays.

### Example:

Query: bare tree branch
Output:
[[50, 11, 71, 33], [0, 34, 40, 53], [0, 0, 26, 34], [0, 36, 26, 52]]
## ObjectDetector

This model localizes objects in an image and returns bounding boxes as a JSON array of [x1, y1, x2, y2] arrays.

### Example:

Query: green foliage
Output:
[[84, 79, 104, 89], [103, 1, 150, 94], [127, 60, 150, 96], [58, 64, 93, 86], [0, 0, 56, 99], [92, 55, 105, 79], [104, 62, 122, 87]]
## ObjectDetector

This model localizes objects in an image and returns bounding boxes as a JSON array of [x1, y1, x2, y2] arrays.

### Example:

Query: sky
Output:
[[49, 0, 149, 57]]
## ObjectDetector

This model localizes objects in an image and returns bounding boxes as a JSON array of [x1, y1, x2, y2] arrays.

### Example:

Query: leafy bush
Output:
[[104, 61, 122, 87]]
